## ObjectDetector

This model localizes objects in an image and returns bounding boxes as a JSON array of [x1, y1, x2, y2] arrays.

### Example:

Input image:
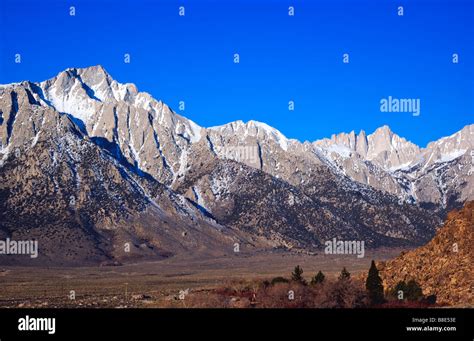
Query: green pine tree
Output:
[[311, 271, 325, 285], [365, 260, 385, 305], [291, 265, 305, 284]]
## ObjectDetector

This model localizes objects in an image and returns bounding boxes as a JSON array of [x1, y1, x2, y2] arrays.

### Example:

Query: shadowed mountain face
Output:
[[378, 201, 474, 306], [0, 66, 471, 265], [0, 84, 249, 265]]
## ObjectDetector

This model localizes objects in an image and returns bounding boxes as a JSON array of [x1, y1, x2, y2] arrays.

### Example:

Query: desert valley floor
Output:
[[0, 248, 404, 308]]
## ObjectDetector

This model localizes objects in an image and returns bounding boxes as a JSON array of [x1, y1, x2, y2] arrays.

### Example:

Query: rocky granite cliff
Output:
[[378, 201, 474, 306]]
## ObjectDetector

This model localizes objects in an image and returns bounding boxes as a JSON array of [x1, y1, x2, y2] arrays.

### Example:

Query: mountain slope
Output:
[[0, 65, 471, 264], [176, 157, 440, 248], [378, 201, 474, 306], [313, 125, 474, 210], [0, 83, 248, 265]]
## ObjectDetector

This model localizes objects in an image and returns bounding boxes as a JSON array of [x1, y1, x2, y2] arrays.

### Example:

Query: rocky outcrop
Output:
[[378, 201, 474, 306]]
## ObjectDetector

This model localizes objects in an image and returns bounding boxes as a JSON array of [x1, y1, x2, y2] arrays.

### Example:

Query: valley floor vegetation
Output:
[[163, 261, 435, 308]]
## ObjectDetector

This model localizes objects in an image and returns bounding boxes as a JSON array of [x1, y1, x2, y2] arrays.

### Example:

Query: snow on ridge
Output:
[[209, 119, 291, 151], [187, 119, 203, 143], [0, 82, 21, 88], [248, 120, 289, 151], [42, 79, 97, 123], [134, 92, 154, 110], [3, 66, 471, 157], [388, 161, 414, 173], [111, 82, 131, 101], [324, 144, 352, 158], [207, 120, 245, 131], [192, 186, 208, 211], [436, 149, 467, 163]]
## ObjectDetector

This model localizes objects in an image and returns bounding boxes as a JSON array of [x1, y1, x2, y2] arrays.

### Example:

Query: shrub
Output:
[[271, 277, 289, 285], [338, 267, 351, 280], [406, 279, 423, 301], [311, 271, 325, 285], [422, 294, 437, 305], [387, 280, 408, 300], [323, 278, 368, 308]]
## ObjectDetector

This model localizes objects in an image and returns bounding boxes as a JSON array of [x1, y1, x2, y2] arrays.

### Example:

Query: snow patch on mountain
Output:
[[324, 144, 352, 158], [192, 186, 208, 211], [209, 119, 292, 151], [437, 149, 467, 163], [42, 79, 98, 122], [187, 119, 203, 143]]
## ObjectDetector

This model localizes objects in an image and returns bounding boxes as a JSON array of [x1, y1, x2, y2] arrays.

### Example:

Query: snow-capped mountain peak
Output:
[[209, 119, 292, 151], [0, 66, 472, 264], [38, 65, 144, 120], [313, 125, 421, 171], [0, 66, 472, 210]]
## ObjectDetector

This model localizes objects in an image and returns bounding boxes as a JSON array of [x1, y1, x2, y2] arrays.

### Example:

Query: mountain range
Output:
[[0, 65, 472, 265]]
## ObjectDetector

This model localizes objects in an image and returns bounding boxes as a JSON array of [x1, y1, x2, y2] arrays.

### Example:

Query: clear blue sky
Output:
[[0, 0, 473, 146]]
